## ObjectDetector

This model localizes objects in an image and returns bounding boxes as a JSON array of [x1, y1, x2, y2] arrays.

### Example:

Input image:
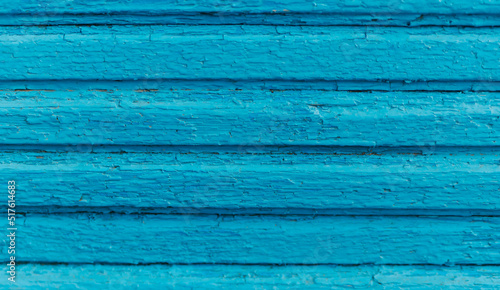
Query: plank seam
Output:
[[3, 23, 500, 28], [1, 145, 499, 153], [15, 208, 500, 217], [3, 12, 500, 28], [1, 78, 500, 82], [12, 262, 500, 267], [2, 80, 500, 92]]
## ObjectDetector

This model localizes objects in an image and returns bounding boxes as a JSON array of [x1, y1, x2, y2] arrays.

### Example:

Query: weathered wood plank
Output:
[[2, 0, 500, 26], [5, 14, 500, 26], [2, 90, 500, 146], [4, 0, 500, 15], [9, 214, 500, 264], [2, 79, 500, 91], [1, 26, 499, 81], [6, 264, 500, 289], [2, 12, 500, 26], [3, 149, 500, 211]]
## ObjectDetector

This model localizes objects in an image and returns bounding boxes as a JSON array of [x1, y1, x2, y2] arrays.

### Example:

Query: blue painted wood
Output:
[[3, 14, 500, 26], [11, 213, 500, 264], [1, 1, 499, 286], [3, 79, 500, 91], [4, 149, 500, 211], [6, 264, 500, 289], [2, 90, 500, 146], [4, 0, 500, 15], [1, 26, 499, 81]]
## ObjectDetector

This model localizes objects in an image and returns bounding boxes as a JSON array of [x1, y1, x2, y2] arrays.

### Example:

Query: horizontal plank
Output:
[[9, 214, 500, 264], [6, 0, 500, 15], [1, 26, 499, 81], [2, 90, 500, 146], [6, 264, 500, 289], [5, 0, 500, 27], [3, 80, 500, 91], [2, 0, 500, 26], [2, 12, 500, 26], [4, 149, 500, 211], [4, 14, 500, 27]]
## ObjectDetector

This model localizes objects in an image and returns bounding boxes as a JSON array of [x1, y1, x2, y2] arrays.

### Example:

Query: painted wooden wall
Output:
[[1, 1, 500, 288]]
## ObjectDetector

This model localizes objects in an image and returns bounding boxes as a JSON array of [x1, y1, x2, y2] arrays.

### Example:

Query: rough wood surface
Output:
[[11, 213, 500, 264], [4, 149, 500, 211], [4, 0, 500, 15], [1, 26, 499, 81], [2, 1, 498, 286], [5, 264, 500, 289], [3, 90, 500, 146], [3, 14, 500, 26], [4, 0, 500, 27], [5, 0, 500, 26]]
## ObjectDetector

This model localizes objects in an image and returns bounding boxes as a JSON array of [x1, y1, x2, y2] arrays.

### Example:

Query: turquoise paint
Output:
[[3, 79, 500, 91], [10, 264, 500, 289], [2, 149, 500, 211], [0, 0, 500, 27], [1, 90, 499, 146], [1, 26, 499, 81], [3, 0, 500, 15], [3, 14, 500, 26], [2, 0, 500, 26], [9, 213, 500, 264], [0, 2, 498, 288]]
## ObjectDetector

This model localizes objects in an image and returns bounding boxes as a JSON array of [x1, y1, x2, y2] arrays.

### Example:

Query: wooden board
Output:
[[4, 149, 500, 211], [2, 90, 500, 146], [5, 0, 500, 14], [14, 213, 500, 265], [7, 264, 500, 289], [1, 1, 498, 287], [1, 26, 499, 81], [3, 0, 500, 26]]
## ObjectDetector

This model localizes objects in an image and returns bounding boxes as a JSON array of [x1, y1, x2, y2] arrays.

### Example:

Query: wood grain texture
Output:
[[3, 80, 500, 91], [10, 213, 500, 264], [5, 264, 500, 289], [3, 90, 500, 146], [4, 0, 500, 15], [4, 14, 500, 26], [2, 1, 498, 287], [1, 26, 499, 81], [4, 149, 500, 211], [3, 0, 500, 26]]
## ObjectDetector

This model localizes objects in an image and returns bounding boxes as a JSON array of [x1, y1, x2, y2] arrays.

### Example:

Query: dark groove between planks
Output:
[[1, 145, 499, 154], [3, 13, 500, 27], [15, 262, 500, 267], [4, 23, 500, 28], [16, 207, 500, 217], [2, 80, 500, 91]]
